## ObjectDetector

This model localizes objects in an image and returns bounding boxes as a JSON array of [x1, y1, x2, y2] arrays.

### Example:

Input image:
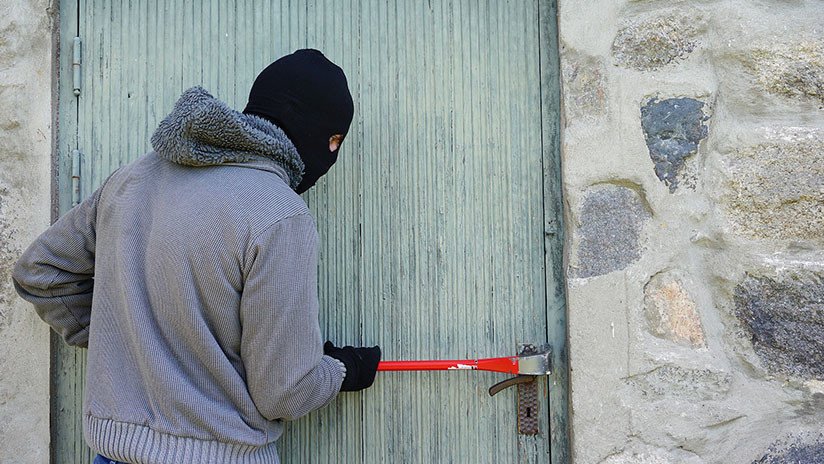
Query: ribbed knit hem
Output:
[[331, 358, 347, 375], [85, 415, 280, 464]]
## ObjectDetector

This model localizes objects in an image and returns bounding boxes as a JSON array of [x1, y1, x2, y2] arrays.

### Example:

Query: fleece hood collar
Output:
[[150, 86, 304, 189]]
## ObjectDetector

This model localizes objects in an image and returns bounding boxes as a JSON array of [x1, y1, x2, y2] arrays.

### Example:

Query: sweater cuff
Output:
[[332, 358, 347, 375], [322, 355, 346, 393]]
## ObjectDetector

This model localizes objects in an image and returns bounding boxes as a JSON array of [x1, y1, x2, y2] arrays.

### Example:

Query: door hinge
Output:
[[72, 36, 81, 96], [71, 149, 81, 206]]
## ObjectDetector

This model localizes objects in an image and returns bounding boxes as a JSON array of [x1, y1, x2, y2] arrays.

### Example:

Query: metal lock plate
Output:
[[517, 344, 540, 435]]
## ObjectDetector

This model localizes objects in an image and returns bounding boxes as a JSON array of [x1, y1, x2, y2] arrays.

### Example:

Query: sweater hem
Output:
[[85, 415, 280, 464]]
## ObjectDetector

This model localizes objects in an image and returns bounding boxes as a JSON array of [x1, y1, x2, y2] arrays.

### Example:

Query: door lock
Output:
[[487, 344, 549, 435]]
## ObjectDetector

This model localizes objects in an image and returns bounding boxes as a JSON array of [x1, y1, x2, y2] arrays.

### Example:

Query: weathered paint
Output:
[[538, 1, 570, 461], [53, 1, 91, 462], [450, 364, 478, 370], [55, 1, 566, 462]]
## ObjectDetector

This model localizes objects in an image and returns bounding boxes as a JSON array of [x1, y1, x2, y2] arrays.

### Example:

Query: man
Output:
[[12, 49, 380, 464]]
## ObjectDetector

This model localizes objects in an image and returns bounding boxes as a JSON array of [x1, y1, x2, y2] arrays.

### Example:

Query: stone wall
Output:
[[0, 1, 55, 463], [559, 1, 824, 463]]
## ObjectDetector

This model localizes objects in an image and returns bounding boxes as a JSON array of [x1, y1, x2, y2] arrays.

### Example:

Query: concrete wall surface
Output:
[[559, 0, 824, 463], [0, 0, 55, 463]]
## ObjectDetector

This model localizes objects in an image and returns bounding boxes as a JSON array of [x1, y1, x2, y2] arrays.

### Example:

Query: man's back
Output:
[[86, 150, 305, 442], [14, 87, 345, 463]]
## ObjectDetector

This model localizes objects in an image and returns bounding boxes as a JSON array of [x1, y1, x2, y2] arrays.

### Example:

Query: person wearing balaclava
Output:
[[12, 48, 380, 464], [244, 48, 354, 194]]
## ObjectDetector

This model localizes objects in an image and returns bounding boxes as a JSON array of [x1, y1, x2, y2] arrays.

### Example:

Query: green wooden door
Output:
[[55, 1, 567, 462]]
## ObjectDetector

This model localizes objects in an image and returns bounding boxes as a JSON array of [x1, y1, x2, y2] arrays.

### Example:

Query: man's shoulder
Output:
[[227, 168, 309, 216], [110, 151, 312, 232], [208, 163, 312, 235]]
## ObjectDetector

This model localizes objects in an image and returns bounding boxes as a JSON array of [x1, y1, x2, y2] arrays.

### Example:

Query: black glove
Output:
[[323, 341, 381, 392]]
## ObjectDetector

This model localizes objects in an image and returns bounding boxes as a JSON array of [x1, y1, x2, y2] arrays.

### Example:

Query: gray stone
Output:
[[602, 451, 674, 464], [627, 364, 731, 401], [644, 273, 705, 347], [743, 40, 824, 105], [612, 15, 699, 71], [754, 436, 824, 464], [722, 136, 824, 241], [599, 443, 704, 464], [640, 97, 709, 193], [573, 185, 650, 278], [734, 271, 824, 380], [561, 50, 607, 119]]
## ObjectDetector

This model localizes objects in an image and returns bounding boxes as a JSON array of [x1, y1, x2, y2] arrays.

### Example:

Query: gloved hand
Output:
[[323, 341, 381, 392]]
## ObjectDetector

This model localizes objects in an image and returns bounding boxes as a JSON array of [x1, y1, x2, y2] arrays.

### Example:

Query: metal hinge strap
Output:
[[72, 37, 81, 96], [71, 149, 81, 206]]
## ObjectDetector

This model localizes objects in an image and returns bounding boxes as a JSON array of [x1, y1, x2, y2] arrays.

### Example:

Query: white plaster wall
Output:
[[0, 1, 55, 462]]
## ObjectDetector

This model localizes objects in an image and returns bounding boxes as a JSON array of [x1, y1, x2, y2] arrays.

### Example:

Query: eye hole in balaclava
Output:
[[329, 134, 344, 152], [243, 49, 354, 194]]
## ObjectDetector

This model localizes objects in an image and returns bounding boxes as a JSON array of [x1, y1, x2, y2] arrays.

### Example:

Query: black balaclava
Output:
[[243, 49, 354, 194]]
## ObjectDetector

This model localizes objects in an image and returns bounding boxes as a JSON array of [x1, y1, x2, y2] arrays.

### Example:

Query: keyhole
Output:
[[526, 407, 532, 417]]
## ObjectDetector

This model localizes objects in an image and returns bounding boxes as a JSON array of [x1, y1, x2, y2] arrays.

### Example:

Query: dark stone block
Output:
[[573, 185, 650, 278], [754, 437, 824, 464], [640, 97, 709, 193], [734, 271, 824, 380]]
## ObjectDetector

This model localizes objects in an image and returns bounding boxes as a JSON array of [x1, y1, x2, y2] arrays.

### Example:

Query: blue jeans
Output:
[[94, 455, 128, 464]]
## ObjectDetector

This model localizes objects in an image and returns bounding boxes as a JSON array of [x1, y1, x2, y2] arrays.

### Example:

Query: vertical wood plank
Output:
[[539, 1, 570, 463], [52, 0, 89, 461], [277, 1, 365, 462]]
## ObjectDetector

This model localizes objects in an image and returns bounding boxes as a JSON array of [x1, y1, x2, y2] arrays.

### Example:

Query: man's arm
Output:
[[240, 213, 345, 421], [12, 188, 101, 348]]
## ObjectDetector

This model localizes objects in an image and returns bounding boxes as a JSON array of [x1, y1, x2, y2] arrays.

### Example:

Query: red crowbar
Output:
[[377, 348, 551, 376]]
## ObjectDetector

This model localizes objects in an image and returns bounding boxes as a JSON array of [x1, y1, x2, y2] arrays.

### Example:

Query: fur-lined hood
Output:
[[150, 86, 304, 189]]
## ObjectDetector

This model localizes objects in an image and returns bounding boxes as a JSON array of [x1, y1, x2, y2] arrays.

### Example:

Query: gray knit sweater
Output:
[[12, 87, 344, 463]]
